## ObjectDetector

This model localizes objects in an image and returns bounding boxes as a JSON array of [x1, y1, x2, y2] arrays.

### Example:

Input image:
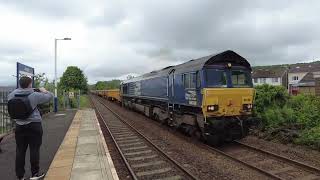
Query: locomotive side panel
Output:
[[141, 77, 168, 100]]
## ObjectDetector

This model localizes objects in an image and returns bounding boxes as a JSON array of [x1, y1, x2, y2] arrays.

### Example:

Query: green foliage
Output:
[[34, 73, 47, 88], [95, 81, 107, 90], [80, 95, 90, 108], [262, 106, 296, 128], [59, 66, 88, 93], [254, 84, 289, 114], [95, 80, 121, 90], [254, 84, 320, 148], [33, 73, 55, 92], [295, 125, 320, 149], [288, 95, 320, 129]]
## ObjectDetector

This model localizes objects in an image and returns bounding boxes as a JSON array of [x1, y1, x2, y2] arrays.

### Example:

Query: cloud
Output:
[[0, 0, 320, 86], [1, 0, 101, 19], [117, 0, 320, 65]]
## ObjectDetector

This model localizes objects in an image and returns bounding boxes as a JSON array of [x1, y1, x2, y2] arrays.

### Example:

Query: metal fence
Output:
[[0, 91, 13, 135]]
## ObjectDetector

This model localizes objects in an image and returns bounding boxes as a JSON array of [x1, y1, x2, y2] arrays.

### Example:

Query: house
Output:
[[252, 66, 288, 87], [288, 61, 320, 95], [292, 72, 316, 95]]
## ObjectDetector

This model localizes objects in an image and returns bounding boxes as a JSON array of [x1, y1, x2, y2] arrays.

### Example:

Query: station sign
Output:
[[16, 62, 35, 88], [69, 92, 75, 98]]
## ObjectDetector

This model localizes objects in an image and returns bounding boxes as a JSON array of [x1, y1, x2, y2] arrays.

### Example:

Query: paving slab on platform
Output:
[[0, 110, 76, 180], [45, 109, 119, 180]]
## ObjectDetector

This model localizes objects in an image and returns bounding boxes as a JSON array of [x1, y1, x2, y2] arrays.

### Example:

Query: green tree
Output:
[[94, 79, 121, 90], [33, 73, 55, 92], [34, 73, 47, 88], [95, 81, 107, 90], [59, 66, 88, 93], [106, 79, 121, 89]]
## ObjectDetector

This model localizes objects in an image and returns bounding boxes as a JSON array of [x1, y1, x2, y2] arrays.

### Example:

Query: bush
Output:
[[80, 95, 90, 108], [295, 125, 320, 150], [288, 95, 320, 129], [254, 84, 320, 148], [254, 84, 289, 115], [262, 106, 296, 129]]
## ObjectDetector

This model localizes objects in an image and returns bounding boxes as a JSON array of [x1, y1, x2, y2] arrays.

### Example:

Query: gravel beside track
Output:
[[240, 136, 320, 169], [91, 95, 197, 180], [93, 95, 270, 180], [216, 141, 320, 179]]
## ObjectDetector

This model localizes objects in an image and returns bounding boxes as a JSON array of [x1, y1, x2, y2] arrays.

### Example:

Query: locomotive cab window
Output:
[[196, 71, 201, 88], [206, 69, 227, 87], [183, 73, 196, 89], [231, 70, 252, 87]]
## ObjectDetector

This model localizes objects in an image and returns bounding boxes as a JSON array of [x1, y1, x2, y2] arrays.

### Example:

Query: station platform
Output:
[[45, 109, 119, 180], [0, 110, 76, 180]]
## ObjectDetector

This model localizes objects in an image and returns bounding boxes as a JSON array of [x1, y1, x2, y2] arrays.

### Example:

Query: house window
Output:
[[261, 78, 266, 83], [253, 78, 258, 83], [292, 76, 299, 81], [272, 78, 279, 83]]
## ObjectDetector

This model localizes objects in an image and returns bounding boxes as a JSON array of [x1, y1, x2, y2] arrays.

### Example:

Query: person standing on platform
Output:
[[7, 76, 53, 180]]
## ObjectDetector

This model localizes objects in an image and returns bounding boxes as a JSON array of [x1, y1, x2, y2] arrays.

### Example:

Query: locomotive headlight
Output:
[[243, 104, 253, 111], [207, 105, 219, 112]]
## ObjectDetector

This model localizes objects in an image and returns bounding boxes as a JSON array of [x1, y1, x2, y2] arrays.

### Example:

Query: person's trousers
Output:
[[15, 122, 43, 178]]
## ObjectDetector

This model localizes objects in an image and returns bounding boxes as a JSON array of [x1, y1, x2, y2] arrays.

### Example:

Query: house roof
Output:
[[252, 66, 287, 78], [300, 72, 314, 83], [288, 61, 320, 73], [294, 72, 316, 87]]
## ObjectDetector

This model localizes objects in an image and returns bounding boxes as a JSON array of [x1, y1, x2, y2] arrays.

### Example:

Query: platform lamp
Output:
[[54, 37, 71, 113]]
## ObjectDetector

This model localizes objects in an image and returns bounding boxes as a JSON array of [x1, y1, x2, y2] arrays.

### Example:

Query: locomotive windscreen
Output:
[[205, 67, 252, 88], [231, 69, 252, 87], [206, 69, 227, 87]]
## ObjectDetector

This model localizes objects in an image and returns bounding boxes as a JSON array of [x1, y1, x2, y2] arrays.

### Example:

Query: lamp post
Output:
[[54, 37, 71, 113]]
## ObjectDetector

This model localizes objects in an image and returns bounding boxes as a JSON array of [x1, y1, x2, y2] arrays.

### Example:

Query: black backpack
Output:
[[7, 93, 35, 120]]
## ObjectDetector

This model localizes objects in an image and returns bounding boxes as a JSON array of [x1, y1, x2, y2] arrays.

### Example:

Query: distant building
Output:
[[252, 67, 288, 87], [0, 86, 14, 92], [288, 62, 320, 95]]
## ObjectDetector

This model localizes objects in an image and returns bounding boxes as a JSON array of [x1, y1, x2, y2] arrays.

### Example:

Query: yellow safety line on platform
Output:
[[45, 111, 81, 180]]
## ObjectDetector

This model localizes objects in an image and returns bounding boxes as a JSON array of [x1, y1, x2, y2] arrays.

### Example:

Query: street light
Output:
[[54, 37, 71, 113]]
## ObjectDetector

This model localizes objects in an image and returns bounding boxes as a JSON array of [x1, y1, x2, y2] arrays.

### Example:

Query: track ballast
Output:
[[90, 95, 199, 180]]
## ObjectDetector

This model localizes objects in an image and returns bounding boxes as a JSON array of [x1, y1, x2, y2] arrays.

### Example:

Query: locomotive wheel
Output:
[[154, 114, 160, 121], [206, 134, 223, 146], [194, 130, 202, 141]]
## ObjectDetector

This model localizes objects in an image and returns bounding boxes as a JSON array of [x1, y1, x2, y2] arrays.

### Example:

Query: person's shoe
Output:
[[30, 173, 45, 180], [17, 177, 25, 180]]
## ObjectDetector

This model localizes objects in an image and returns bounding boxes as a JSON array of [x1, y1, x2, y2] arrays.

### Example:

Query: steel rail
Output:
[[92, 94, 320, 180], [202, 143, 284, 180], [93, 95, 199, 180], [93, 94, 282, 179], [234, 140, 320, 174], [89, 96, 139, 180]]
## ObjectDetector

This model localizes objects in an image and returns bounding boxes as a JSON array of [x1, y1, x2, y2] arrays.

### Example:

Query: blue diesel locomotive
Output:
[[121, 50, 255, 144]]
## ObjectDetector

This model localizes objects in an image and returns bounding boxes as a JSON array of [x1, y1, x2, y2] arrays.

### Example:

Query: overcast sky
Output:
[[0, 0, 319, 86]]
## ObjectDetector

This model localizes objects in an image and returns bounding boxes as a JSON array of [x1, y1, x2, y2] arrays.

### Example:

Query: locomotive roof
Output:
[[123, 50, 251, 83]]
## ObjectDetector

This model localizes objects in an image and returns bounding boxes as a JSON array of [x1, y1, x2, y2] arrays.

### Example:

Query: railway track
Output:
[[206, 141, 320, 180], [91, 94, 320, 180], [90, 95, 199, 180]]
